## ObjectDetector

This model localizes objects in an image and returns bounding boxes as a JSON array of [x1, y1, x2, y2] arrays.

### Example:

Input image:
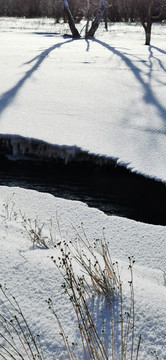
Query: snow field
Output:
[[0, 19, 166, 181]]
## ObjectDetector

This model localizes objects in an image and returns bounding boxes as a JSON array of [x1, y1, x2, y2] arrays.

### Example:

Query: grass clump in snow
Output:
[[2, 196, 57, 249], [0, 285, 44, 360], [0, 202, 142, 359], [50, 225, 141, 360], [2, 193, 17, 221], [20, 213, 56, 249]]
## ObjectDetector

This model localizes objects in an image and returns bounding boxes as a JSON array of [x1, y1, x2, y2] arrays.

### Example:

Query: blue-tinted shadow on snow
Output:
[[148, 45, 166, 83], [91, 38, 166, 133], [32, 31, 59, 37], [0, 38, 74, 118], [150, 45, 166, 56], [85, 289, 137, 359]]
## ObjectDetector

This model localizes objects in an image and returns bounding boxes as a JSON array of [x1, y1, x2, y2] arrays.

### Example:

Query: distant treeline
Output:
[[0, 0, 166, 22]]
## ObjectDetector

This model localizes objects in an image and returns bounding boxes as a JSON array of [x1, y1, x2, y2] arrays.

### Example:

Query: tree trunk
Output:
[[104, 8, 108, 31], [145, 22, 152, 45], [85, 0, 90, 38], [62, 0, 80, 38], [144, 0, 154, 45], [86, 0, 106, 38], [135, 0, 155, 45], [145, 28, 151, 45]]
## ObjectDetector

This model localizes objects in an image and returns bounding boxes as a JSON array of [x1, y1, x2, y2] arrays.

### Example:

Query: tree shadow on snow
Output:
[[150, 45, 166, 56], [32, 31, 59, 37], [0, 38, 74, 118], [91, 38, 166, 134], [148, 45, 166, 82]]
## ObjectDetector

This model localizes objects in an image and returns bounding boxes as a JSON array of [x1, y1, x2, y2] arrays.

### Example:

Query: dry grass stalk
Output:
[[20, 212, 56, 249], [71, 225, 120, 296], [0, 285, 43, 360], [2, 193, 17, 221], [51, 244, 109, 360], [50, 226, 141, 360]]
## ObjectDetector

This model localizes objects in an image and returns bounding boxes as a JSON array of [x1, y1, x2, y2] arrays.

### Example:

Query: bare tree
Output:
[[135, 0, 166, 45], [86, 0, 107, 37], [85, 0, 90, 37], [61, 0, 80, 37], [60, 0, 108, 39]]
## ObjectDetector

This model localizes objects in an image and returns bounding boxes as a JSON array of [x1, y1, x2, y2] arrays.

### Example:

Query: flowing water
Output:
[[0, 156, 166, 225]]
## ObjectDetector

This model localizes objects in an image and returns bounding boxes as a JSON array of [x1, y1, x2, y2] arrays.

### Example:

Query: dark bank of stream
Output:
[[0, 156, 166, 226]]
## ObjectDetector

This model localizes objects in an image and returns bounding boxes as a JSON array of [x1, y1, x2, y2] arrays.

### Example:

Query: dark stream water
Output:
[[0, 156, 166, 225]]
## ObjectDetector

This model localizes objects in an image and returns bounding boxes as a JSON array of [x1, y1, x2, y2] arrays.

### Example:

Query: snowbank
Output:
[[0, 186, 166, 359]]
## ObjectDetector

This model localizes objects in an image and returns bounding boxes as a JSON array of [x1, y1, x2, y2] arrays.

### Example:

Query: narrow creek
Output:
[[0, 156, 166, 225]]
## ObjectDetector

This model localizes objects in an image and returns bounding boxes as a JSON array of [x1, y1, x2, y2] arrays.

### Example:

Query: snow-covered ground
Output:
[[0, 186, 166, 360], [0, 18, 166, 360], [0, 18, 166, 181]]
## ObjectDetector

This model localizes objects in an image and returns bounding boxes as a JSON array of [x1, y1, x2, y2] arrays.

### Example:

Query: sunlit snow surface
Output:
[[0, 186, 166, 360], [0, 18, 166, 181], [0, 19, 166, 359]]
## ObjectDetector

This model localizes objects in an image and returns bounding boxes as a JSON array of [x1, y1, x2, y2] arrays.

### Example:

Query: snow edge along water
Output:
[[0, 133, 165, 184], [0, 134, 118, 165]]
